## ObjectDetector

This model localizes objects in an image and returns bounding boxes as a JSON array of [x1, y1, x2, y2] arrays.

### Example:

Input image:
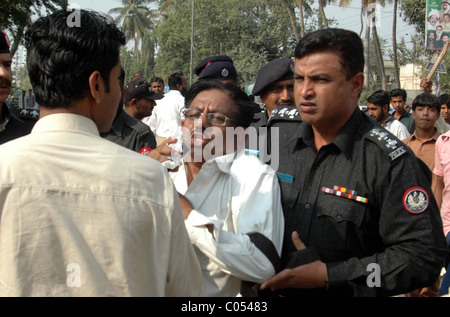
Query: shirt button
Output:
[[305, 203, 311, 209]]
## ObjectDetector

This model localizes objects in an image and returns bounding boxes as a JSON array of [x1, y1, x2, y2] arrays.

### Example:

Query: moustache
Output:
[[0, 77, 12, 88]]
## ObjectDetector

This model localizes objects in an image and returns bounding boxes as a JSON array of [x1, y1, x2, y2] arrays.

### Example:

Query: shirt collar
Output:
[[289, 108, 363, 159], [32, 113, 100, 136], [410, 128, 441, 141]]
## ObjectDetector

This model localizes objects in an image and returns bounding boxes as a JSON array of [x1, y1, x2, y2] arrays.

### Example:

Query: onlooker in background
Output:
[[0, 9, 201, 296], [440, 93, 450, 125], [420, 77, 450, 133], [403, 93, 441, 173], [150, 77, 165, 95], [402, 92, 442, 297], [25, 88, 36, 110], [367, 89, 410, 140], [133, 72, 142, 80], [433, 119, 450, 297], [0, 30, 34, 144], [148, 71, 188, 146], [390, 88, 416, 134]]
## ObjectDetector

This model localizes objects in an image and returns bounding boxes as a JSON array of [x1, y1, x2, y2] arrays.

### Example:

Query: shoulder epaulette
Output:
[[122, 113, 151, 137], [267, 106, 302, 125], [364, 127, 407, 161]]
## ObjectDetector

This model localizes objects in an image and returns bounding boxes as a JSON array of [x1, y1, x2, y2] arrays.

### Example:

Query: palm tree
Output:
[[1, 0, 68, 58], [361, 0, 388, 89], [281, 0, 300, 42], [108, 0, 157, 54]]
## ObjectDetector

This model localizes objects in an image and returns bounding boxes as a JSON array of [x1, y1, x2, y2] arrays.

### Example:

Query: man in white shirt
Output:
[[0, 9, 201, 297], [170, 80, 284, 297], [367, 89, 410, 140], [147, 71, 188, 146]]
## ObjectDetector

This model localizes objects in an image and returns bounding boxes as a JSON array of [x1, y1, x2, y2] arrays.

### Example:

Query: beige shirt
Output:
[[0, 113, 201, 297], [402, 129, 441, 172]]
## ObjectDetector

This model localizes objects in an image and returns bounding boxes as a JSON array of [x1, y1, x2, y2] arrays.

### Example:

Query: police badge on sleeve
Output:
[[402, 187, 429, 215]]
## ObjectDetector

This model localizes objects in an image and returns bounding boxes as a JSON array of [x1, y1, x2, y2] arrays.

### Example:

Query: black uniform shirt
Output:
[[0, 103, 34, 145], [101, 109, 156, 152], [277, 107, 447, 296]]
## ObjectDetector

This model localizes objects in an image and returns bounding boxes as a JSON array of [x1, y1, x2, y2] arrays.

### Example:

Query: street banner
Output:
[[426, 0, 450, 50]]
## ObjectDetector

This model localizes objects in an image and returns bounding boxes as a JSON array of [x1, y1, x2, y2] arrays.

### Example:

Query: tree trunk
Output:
[[364, 10, 370, 87], [318, 1, 329, 29], [281, 0, 300, 42], [296, 0, 305, 37], [372, 26, 387, 90]]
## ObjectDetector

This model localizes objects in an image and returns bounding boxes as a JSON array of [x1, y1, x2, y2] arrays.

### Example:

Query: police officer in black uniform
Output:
[[194, 55, 238, 85], [246, 57, 301, 165], [260, 28, 447, 297], [101, 69, 161, 153], [0, 30, 34, 145]]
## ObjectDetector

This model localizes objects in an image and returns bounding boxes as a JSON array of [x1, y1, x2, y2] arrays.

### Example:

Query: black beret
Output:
[[195, 55, 237, 80], [252, 57, 294, 96], [0, 31, 11, 54], [125, 79, 164, 103]]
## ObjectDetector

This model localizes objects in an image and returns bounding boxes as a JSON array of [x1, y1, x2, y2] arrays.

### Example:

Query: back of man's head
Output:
[[168, 72, 184, 90], [25, 10, 126, 109]]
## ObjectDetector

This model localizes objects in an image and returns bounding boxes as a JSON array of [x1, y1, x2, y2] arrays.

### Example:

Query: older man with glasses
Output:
[[170, 80, 284, 297]]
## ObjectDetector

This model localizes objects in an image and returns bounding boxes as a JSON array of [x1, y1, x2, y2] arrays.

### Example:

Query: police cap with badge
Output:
[[252, 57, 294, 97], [124, 79, 164, 103], [0, 31, 11, 54], [194, 55, 237, 81]]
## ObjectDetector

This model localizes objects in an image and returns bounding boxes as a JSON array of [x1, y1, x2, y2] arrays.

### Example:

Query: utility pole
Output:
[[189, 0, 195, 86]]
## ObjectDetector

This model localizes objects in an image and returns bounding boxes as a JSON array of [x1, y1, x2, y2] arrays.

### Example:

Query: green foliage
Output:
[[153, 0, 298, 85]]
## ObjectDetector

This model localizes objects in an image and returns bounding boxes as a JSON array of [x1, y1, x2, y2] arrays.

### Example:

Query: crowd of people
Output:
[[0, 9, 450, 298]]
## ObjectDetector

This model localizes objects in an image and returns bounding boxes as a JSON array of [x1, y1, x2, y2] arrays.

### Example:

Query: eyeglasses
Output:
[[182, 108, 238, 126]]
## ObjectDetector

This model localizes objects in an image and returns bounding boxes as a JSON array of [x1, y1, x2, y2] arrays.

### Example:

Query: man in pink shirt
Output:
[[434, 127, 450, 296]]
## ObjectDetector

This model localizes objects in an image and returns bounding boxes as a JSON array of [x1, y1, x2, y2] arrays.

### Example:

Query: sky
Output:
[[69, 0, 418, 46]]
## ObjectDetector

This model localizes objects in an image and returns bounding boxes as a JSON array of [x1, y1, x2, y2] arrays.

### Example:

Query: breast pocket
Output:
[[314, 194, 367, 251]]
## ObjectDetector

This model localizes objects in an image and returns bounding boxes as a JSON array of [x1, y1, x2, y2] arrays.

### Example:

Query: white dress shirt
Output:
[[170, 149, 284, 297], [148, 90, 185, 139], [0, 113, 201, 296], [382, 115, 410, 140]]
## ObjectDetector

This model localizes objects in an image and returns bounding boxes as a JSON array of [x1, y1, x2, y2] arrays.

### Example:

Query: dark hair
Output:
[[439, 93, 450, 105], [294, 28, 364, 80], [25, 9, 126, 108], [168, 72, 185, 90], [390, 88, 407, 101], [367, 90, 390, 107], [150, 77, 164, 86], [184, 80, 254, 128], [412, 93, 440, 112]]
